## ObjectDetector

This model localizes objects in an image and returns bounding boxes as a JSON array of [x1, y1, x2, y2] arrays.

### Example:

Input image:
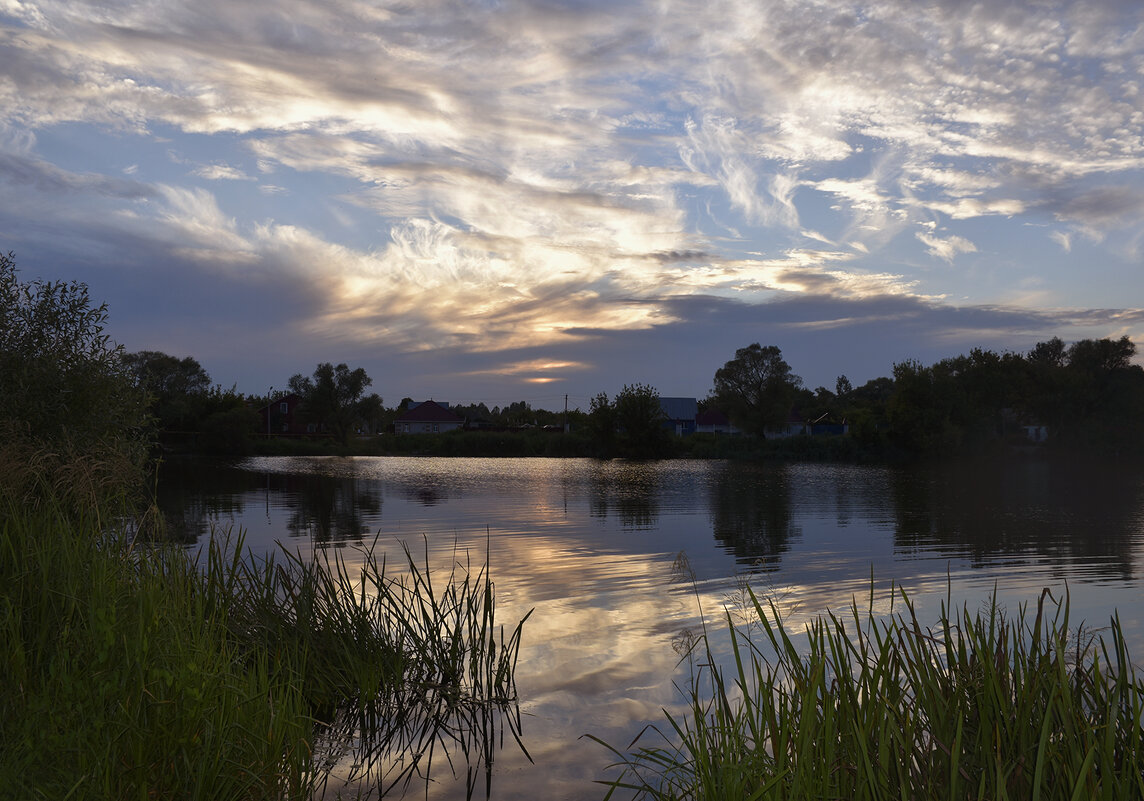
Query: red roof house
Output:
[[394, 400, 464, 435]]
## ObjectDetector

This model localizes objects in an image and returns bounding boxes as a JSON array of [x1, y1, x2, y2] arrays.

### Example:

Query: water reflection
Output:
[[151, 458, 265, 543], [283, 474, 381, 546], [707, 462, 798, 570], [154, 456, 1144, 800], [586, 461, 661, 530], [890, 460, 1144, 579]]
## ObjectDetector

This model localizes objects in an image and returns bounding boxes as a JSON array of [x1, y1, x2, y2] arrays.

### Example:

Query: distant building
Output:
[[256, 393, 314, 436], [808, 413, 849, 436], [765, 412, 808, 439], [394, 400, 464, 435], [695, 409, 740, 435], [658, 397, 698, 436]]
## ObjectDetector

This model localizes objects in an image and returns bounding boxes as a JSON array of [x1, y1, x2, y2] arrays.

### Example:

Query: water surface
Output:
[[158, 456, 1144, 800]]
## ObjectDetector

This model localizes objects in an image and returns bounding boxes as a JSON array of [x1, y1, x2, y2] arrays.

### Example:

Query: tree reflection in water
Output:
[[890, 460, 1144, 579], [708, 462, 798, 570], [284, 473, 381, 546], [587, 460, 661, 530]]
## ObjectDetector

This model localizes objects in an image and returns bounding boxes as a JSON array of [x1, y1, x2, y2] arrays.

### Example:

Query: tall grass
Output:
[[594, 583, 1144, 800], [0, 488, 527, 800]]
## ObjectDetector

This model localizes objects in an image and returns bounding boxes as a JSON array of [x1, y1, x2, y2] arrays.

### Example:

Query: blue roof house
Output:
[[658, 397, 698, 436]]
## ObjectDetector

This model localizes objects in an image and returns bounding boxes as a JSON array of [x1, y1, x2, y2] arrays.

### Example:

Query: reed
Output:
[[0, 490, 527, 800], [594, 583, 1144, 800]]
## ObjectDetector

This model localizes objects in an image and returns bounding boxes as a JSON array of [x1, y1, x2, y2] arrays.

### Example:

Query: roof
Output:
[[658, 396, 698, 421], [394, 399, 463, 424]]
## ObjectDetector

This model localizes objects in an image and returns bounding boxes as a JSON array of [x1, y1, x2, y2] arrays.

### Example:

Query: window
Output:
[[433, 424, 439, 433], [280, 402, 288, 414]]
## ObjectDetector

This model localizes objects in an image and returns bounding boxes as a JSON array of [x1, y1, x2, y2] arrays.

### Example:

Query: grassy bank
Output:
[[0, 493, 527, 800], [596, 585, 1144, 800]]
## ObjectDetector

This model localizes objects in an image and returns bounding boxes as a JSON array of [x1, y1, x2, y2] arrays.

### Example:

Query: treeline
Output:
[[121, 352, 584, 455], [704, 337, 1144, 459], [6, 249, 1140, 465], [117, 336, 1144, 461]]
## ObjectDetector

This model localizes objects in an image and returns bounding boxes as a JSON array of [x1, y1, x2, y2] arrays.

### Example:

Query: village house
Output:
[[658, 397, 698, 436], [394, 400, 464, 435], [256, 393, 315, 437], [695, 408, 740, 435]]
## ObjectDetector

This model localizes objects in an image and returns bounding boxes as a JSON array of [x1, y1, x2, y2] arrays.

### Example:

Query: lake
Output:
[[157, 455, 1144, 800]]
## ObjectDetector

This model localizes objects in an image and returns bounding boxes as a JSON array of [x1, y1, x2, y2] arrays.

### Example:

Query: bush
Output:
[[0, 251, 149, 508]]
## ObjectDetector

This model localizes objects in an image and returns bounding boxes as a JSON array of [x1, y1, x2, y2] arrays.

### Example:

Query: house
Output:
[[695, 409, 740, 435], [808, 413, 849, 436], [256, 393, 314, 437], [658, 397, 698, 436], [765, 411, 808, 439], [394, 400, 464, 435]]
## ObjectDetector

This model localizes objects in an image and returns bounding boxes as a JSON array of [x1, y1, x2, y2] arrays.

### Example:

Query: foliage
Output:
[[289, 362, 382, 443], [713, 344, 803, 437], [199, 398, 261, 454], [614, 383, 671, 457], [121, 350, 259, 453], [594, 584, 1144, 801], [582, 386, 671, 458], [587, 392, 618, 453], [123, 349, 212, 431], [887, 338, 1144, 457], [0, 251, 149, 505]]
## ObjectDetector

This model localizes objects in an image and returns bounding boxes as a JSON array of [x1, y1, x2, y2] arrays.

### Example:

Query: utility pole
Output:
[[564, 394, 569, 433]]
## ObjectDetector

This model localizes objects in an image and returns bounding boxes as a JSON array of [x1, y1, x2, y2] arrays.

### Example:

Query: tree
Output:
[[1066, 336, 1136, 374], [0, 251, 148, 503], [586, 392, 616, 453], [288, 362, 380, 443], [712, 344, 802, 437], [123, 350, 212, 431], [613, 383, 669, 457], [1028, 337, 1066, 368]]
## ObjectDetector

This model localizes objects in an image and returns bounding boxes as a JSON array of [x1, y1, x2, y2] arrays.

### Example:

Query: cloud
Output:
[[916, 230, 978, 263], [191, 164, 253, 181], [3, 0, 1144, 399]]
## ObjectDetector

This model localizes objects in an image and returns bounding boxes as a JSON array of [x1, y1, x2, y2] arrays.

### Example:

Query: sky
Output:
[[3, 0, 1144, 411]]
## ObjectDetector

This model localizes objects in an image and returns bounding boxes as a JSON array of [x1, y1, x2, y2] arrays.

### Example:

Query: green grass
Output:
[[0, 493, 528, 800], [594, 583, 1144, 800]]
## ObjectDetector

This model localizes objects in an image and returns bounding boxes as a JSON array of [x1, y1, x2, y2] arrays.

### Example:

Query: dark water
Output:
[[158, 456, 1144, 800]]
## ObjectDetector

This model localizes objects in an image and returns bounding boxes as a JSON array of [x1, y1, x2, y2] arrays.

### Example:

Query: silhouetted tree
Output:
[[613, 383, 669, 457], [123, 350, 212, 431], [288, 362, 380, 444], [712, 344, 802, 437], [586, 392, 616, 453]]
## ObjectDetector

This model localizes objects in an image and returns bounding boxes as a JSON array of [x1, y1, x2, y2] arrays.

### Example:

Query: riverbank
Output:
[[196, 428, 903, 462], [0, 491, 525, 800]]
